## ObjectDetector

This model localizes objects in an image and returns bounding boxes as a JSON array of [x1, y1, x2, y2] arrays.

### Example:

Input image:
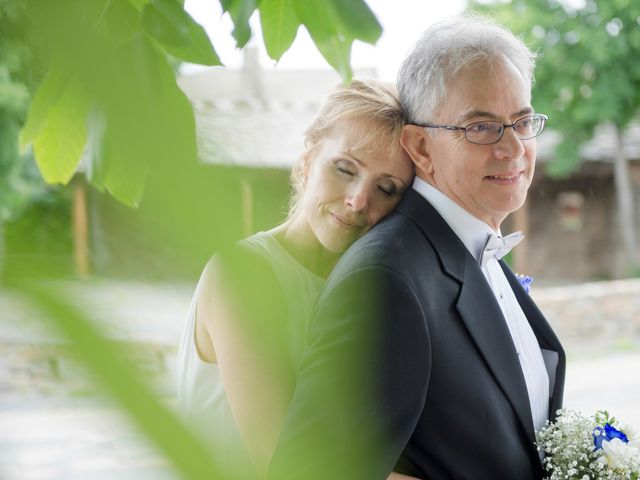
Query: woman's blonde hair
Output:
[[288, 78, 408, 217]]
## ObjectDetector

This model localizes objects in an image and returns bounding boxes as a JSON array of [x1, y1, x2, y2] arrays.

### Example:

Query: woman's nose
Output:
[[345, 183, 369, 212]]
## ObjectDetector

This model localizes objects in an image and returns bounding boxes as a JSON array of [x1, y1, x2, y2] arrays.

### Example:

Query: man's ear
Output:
[[400, 125, 434, 178]]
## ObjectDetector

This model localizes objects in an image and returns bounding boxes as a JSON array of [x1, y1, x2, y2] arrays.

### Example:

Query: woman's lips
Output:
[[330, 212, 363, 229]]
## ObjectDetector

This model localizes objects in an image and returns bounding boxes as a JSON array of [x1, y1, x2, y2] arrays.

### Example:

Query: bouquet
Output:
[[536, 409, 640, 479]]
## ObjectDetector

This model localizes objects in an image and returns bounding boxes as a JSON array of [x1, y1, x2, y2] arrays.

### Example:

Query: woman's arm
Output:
[[268, 266, 430, 479], [196, 250, 424, 480], [387, 473, 422, 480], [196, 249, 292, 477]]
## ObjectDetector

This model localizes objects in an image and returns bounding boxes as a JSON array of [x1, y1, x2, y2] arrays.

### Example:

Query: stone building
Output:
[[177, 51, 640, 284], [508, 123, 640, 284], [176, 50, 376, 238]]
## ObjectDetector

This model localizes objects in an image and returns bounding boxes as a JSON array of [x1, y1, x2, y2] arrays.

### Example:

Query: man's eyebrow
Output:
[[457, 107, 534, 124], [513, 106, 534, 118], [457, 110, 497, 124]]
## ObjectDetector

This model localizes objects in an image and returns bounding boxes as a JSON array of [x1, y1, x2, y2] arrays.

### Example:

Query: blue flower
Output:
[[516, 274, 533, 293], [593, 423, 629, 450]]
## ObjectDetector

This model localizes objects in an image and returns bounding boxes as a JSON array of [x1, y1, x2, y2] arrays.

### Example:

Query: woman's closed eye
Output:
[[334, 159, 356, 176], [333, 159, 402, 198], [377, 181, 398, 197]]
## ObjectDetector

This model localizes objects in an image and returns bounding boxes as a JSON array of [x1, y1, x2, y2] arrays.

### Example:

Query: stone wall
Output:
[[532, 278, 640, 353], [2, 279, 639, 396]]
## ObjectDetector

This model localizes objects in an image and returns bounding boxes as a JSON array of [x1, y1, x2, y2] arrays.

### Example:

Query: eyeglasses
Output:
[[414, 114, 548, 145]]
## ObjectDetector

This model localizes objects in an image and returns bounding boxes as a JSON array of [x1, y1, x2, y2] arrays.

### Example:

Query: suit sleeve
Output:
[[268, 265, 431, 480]]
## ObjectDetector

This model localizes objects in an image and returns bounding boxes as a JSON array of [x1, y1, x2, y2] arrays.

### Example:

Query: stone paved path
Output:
[[1, 279, 639, 479], [0, 398, 177, 480], [563, 350, 640, 427]]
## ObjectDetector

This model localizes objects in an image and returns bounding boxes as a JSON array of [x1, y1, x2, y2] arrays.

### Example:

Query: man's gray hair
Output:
[[397, 15, 536, 124]]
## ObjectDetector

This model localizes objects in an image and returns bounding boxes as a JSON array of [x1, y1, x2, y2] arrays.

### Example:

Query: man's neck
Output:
[[414, 173, 504, 231], [412, 176, 500, 262]]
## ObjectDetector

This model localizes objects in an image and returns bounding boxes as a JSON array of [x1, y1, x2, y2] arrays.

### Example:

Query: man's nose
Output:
[[493, 126, 525, 159]]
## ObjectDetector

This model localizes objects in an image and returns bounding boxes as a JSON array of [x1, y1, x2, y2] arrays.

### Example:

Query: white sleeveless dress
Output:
[[175, 231, 325, 473]]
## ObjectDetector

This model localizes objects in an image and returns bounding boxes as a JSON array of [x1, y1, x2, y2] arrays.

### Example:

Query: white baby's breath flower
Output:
[[537, 410, 640, 479]]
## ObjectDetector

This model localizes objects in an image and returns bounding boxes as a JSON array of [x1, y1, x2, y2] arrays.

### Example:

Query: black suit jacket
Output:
[[269, 189, 565, 480]]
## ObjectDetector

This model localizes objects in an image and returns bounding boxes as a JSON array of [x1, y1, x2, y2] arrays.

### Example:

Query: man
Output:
[[269, 16, 565, 480]]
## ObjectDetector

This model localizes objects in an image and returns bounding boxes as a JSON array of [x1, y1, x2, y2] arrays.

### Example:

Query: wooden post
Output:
[[513, 200, 529, 274], [613, 125, 638, 272], [73, 177, 90, 276]]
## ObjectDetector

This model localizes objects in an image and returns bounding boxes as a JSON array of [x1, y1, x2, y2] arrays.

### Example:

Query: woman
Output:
[[176, 79, 416, 478]]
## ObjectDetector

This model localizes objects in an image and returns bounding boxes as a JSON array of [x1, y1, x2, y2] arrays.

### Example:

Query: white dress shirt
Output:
[[412, 177, 549, 434]]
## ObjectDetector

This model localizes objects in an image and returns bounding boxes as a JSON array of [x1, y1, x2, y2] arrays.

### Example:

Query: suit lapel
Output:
[[501, 262, 566, 418], [500, 261, 563, 352], [456, 255, 536, 442], [395, 190, 467, 283], [396, 191, 538, 441]]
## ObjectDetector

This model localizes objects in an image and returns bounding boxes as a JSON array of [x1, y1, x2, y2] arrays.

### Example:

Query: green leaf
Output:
[[32, 78, 90, 185], [292, 0, 352, 82], [84, 41, 151, 207], [125, 0, 152, 11], [259, 0, 300, 61], [141, 0, 221, 65], [221, 0, 258, 48], [19, 66, 69, 153], [101, 124, 149, 208], [105, 0, 142, 46], [329, 0, 382, 45], [292, 0, 380, 82], [85, 33, 197, 207], [315, 35, 352, 84], [291, 1, 342, 48]]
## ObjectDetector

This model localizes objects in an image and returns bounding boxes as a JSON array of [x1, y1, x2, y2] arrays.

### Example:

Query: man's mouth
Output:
[[485, 172, 523, 183]]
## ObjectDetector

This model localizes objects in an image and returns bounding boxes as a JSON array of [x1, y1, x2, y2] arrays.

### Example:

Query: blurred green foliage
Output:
[[2, 0, 383, 478], [19, 0, 382, 208], [0, 1, 59, 223], [2, 188, 73, 277], [90, 165, 290, 279], [469, 0, 640, 177]]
